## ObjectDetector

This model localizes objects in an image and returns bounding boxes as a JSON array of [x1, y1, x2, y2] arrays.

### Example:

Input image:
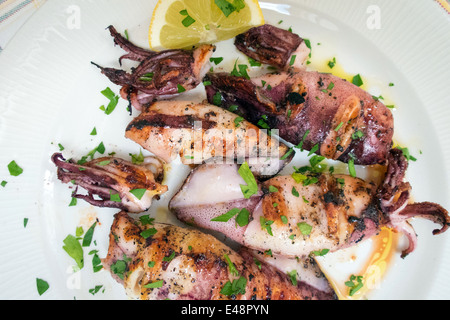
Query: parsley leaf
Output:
[[297, 222, 312, 236], [7, 160, 23, 176], [352, 74, 364, 87], [220, 276, 247, 296], [62, 234, 84, 269], [36, 278, 49, 296], [345, 275, 364, 296], [214, 0, 244, 17], [100, 87, 119, 115], [179, 9, 196, 27], [211, 208, 240, 222], [82, 222, 97, 247], [238, 162, 258, 199]]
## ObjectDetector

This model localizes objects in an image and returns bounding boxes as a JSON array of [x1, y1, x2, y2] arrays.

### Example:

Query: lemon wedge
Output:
[[149, 0, 265, 50]]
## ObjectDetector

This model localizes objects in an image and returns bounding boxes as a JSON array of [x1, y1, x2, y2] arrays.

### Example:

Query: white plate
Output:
[[0, 0, 449, 300]]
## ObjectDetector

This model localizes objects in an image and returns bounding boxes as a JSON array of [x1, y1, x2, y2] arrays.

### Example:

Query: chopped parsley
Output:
[[62, 234, 84, 269], [291, 186, 299, 197], [334, 121, 343, 132], [139, 72, 154, 82], [130, 188, 147, 200], [76, 141, 106, 165], [396, 146, 417, 162], [311, 248, 329, 257], [292, 172, 307, 184], [129, 149, 145, 165], [308, 144, 319, 157], [230, 60, 250, 79], [297, 222, 312, 236], [327, 57, 336, 69], [268, 185, 278, 193], [210, 57, 224, 65], [348, 154, 357, 178], [36, 278, 49, 296], [109, 191, 121, 202], [89, 249, 103, 273], [287, 270, 297, 286], [111, 254, 131, 280], [211, 208, 240, 222], [144, 280, 164, 289], [179, 9, 196, 27], [139, 214, 155, 226], [97, 160, 110, 166], [140, 227, 157, 239], [352, 74, 364, 87], [248, 58, 261, 67], [68, 197, 77, 207], [211, 207, 250, 227], [214, 0, 245, 17], [212, 91, 222, 106], [260, 216, 274, 236], [235, 208, 250, 227], [89, 285, 104, 295], [163, 251, 176, 262], [100, 87, 119, 115], [352, 130, 364, 140], [234, 116, 245, 128], [289, 55, 297, 66], [303, 39, 312, 58], [345, 275, 364, 296], [238, 162, 258, 199], [220, 276, 247, 297], [7, 160, 23, 177], [82, 222, 97, 247], [224, 254, 239, 276]]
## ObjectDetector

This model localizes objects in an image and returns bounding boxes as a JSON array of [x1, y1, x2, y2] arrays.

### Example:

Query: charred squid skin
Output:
[[205, 71, 394, 166], [102, 211, 338, 300], [234, 24, 309, 70], [124, 101, 293, 177], [51, 152, 168, 213]]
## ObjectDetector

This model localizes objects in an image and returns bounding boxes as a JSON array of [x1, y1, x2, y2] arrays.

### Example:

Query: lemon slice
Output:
[[149, 0, 265, 50]]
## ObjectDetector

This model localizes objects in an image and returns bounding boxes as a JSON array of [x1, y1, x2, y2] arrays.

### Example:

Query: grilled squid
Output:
[[169, 149, 449, 258], [235, 24, 311, 70], [102, 211, 337, 300], [125, 101, 293, 178], [51, 153, 168, 213], [92, 26, 215, 111], [205, 70, 394, 165]]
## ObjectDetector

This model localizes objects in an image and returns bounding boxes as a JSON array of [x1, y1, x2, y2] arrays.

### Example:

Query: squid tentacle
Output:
[[107, 25, 155, 65], [51, 153, 168, 213], [378, 148, 450, 257], [92, 26, 215, 111]]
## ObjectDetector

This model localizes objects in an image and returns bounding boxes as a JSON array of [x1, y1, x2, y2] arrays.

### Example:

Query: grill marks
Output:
[[205, 70, 395, 165], [102, 212, 337, 300], [126, 111, 217, 131]]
